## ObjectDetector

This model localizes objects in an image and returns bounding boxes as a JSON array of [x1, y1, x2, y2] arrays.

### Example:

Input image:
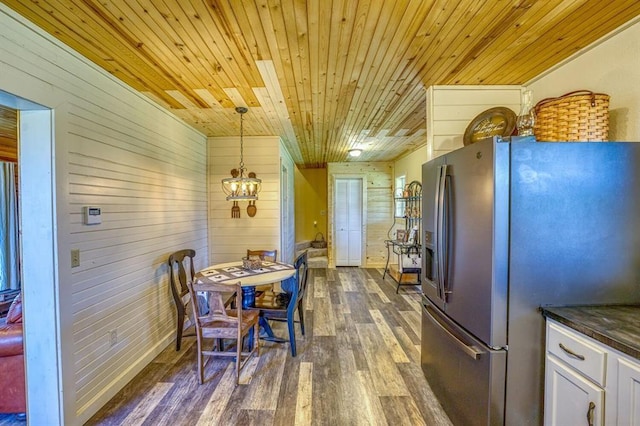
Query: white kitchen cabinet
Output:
[[617, 357, 640, 425], [544, 319, 640, 426], [545, 355, 603, 425], [545, 322, 604, 425]]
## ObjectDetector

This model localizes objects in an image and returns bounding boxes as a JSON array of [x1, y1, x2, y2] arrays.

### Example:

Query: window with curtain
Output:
[[0, 161, 19, 293]]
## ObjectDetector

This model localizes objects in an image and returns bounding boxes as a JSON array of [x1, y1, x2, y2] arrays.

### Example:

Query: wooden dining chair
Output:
[[247, 249, 277, 262], [247, 249, 278, 292], [187, 278, 260, 385], [251, 251, 308, 356], [167, 249, 197, 351]]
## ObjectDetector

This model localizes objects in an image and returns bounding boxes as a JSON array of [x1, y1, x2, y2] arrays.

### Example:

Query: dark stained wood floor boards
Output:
[[81, 268, 453, 425]]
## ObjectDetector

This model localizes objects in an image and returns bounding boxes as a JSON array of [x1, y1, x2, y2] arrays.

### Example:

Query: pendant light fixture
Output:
[[221, 107, 261, 201]]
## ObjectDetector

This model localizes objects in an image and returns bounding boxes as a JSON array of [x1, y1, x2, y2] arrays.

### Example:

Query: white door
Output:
[[335, 178, 362, 266]]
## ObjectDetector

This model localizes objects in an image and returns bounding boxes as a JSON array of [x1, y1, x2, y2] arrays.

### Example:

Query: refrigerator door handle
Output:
[[442, 173, 452, 299], [424, 304, 483, 360], [434, 165, 448, 301]]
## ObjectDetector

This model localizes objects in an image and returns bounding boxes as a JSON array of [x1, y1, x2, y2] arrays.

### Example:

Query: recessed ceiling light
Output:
[[348, 149, 362, 157]]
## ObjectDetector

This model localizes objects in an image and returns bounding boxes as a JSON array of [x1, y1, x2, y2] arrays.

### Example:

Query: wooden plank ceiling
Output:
[[2, 1, 639, 167]]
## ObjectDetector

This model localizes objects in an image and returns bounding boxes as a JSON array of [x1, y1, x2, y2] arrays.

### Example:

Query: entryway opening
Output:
[[0, 89, 62, 424]]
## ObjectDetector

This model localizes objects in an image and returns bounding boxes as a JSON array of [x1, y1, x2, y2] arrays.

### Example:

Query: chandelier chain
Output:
[[239, 110, 245, 173]]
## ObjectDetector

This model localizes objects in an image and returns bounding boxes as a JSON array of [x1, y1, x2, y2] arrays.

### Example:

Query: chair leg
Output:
[[254, 322, 260, 356], [298, 302, 305, 335], [287, 310, 297, 357], [176, 309, 184, 351], [236, 336, 241, 385], [196, 338, 204, 384]]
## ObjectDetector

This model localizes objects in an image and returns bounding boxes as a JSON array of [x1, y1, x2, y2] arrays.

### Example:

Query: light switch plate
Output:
[[71, 249, 80, 267]]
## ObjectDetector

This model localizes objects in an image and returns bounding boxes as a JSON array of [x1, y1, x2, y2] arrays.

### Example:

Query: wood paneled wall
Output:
[[427, 85, 522, 159], [0, 5, 209, 424], [327, 162, 393, 268]]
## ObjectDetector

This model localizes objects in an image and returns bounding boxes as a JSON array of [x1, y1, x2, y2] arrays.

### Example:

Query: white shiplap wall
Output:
[[208, 136, 283, 263], [0, 5, 208, 425], [426, 85, 522, 159]]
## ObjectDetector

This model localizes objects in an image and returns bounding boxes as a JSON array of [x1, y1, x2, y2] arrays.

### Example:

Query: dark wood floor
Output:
[[5, 268, 453, 426]]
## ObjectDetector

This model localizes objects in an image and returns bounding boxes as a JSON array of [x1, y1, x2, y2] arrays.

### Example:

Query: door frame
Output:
[[330, 174, 367, 268], [0, 91, 63, 424]]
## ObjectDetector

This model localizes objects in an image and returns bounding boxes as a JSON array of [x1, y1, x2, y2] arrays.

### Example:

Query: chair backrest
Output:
[[294, 251, 309, 303], [168, 249, 196, 313], [188, 277, 244, 333], [247, 249, 278, 262]]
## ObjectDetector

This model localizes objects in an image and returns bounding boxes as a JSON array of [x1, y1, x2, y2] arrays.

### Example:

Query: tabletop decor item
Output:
[[534, 90, 610, 141], [463, 107, 517, 146], [242, 256, 262, 270]]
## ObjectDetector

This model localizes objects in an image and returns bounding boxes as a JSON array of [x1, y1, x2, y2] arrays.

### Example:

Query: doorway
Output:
[[334, 178, 363, 266], [0, 90, 62, 424]]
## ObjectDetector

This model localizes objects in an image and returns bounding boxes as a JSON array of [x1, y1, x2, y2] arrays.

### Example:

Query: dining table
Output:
[[195, 260, 296, 342]]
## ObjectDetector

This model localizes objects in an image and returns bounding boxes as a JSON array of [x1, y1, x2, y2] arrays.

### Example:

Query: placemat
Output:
[[197, 261, 294, 283]]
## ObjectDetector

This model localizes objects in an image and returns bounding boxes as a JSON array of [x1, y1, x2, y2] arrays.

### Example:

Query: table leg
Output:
[[242, 285, 287, 344], [241, 286, 256, 308]]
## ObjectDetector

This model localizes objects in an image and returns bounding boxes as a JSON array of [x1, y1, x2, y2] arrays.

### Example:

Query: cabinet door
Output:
[[545, 355, 604, 426], [617, 357, 640, 425]]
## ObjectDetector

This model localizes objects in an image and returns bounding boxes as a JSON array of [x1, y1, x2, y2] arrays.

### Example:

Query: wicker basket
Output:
[[242, 256, 262, 270], [311, 232, 327, 249], [534, 90, 610, 142]]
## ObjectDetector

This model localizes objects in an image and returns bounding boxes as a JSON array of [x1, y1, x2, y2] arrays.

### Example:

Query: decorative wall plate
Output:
[[463, 107, 517, 146]]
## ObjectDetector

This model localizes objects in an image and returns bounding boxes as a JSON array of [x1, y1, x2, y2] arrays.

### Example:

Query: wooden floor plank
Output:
[[196, 363, 237, 425], [379, 395, 427, 425], [397, 362, 453, 426], [295, 362, 313, 425], [312, 296, 337, 336], [400, 309, 422, 340], [120, 382, 173, 426], [241, 342, 288, 411], [356, 369, 390, 426], [370, 309, 410, 363], [356, 323, 410, 397], [313, 275, 328, 299], [310, 336, 343, 425]]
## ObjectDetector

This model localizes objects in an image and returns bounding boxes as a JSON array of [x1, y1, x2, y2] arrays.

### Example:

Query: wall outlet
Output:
[[71, 249, 80, 268], [109, 330, 117, 347]]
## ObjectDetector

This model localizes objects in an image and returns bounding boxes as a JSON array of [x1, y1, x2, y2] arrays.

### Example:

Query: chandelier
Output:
[[221, 107, 261, 201]]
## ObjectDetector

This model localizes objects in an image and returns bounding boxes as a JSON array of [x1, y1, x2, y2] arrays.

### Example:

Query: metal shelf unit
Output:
[[384, 180, 422, 293]]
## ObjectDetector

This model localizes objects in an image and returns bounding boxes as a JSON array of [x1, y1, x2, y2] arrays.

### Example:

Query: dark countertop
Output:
[[541, 305, 640, 361]]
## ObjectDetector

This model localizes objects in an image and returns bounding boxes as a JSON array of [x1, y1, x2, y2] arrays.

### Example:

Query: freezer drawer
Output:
[[421, 298, 507, 426]]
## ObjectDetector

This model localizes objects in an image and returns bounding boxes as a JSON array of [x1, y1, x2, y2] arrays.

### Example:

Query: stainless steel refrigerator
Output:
[[420, 136, 640, 425]]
